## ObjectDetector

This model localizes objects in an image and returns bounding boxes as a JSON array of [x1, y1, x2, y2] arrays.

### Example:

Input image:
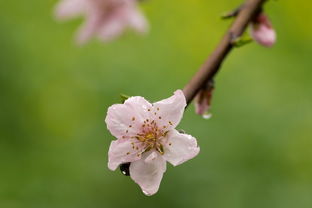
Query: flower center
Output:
[[135, 120, 167, 155]]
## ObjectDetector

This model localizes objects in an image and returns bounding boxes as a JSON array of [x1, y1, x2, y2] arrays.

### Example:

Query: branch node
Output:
[[221, 4, 245, 19]]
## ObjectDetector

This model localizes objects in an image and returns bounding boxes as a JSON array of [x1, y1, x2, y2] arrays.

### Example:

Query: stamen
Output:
[[156, 144, 164, 155]]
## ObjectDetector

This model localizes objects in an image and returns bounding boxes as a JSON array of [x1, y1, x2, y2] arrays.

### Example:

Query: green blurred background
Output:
[[1, 0, 312, 207]]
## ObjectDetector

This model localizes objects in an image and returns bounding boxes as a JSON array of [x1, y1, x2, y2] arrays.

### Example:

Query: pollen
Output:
[[132, 117, 135, 121], [169, 121, 173, 125], [169, 143, 172, 146], [148, 109, 151, 111], [157, 107, 160, 111], [159, 116, 162, 119], [129, 125, 132, 128], [126, 152, 130, 155], [145, 133, 155, 140]]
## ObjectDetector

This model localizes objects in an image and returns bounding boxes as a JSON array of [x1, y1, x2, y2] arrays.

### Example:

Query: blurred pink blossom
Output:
[[54, 0, 148, 44], [250, 13, 276, 47], [105, 90, 200, 195]]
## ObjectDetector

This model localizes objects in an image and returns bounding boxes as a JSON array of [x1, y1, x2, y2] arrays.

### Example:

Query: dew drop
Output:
[[203, 113, 212, 120], [120, 163, 130, 176]]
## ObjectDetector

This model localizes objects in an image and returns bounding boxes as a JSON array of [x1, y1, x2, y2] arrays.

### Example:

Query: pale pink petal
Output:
[[108, 138, 143, 170], [97, 18, 125, 42], [144, 151, 158, 163], [126, 8, 149, 34], [162, 129, 200, 166], [152, 90, 186, 130], [76, 14, 103, 44], [97, 2, 148, 41], [130, 151, 166, 196], [105, 96, 153, 139], [54, 0, 86, 20]]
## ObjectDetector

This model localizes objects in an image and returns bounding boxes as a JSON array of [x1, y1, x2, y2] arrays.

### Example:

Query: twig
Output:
[[221, 4, 244, 19], [183, 0, 265, 105]]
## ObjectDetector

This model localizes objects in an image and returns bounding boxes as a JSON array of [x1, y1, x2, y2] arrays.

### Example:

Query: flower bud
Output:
[[195, 80, 214, 119], [250, 13, 276, 47]]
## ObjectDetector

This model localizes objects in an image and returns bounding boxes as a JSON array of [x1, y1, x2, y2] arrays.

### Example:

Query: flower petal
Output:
[[105, 96, 153, 139], [97, 18, 125, 42], [108, 138, 143, 171], [76, 14, 102, 44], [126, 7, 149, 34], [162, 129, 200, 166], [55, 0, 86, 20], [130, 151, 166, 196], [153, 90, 186, 130]]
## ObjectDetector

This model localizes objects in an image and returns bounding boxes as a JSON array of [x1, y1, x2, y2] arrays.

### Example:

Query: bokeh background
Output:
[[1, 0, 312, 207]]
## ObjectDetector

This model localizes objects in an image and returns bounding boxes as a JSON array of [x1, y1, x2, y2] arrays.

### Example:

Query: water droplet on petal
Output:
[[120, 163, 130, 176]]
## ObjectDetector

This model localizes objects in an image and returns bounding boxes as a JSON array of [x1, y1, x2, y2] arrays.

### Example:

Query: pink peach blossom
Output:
[[105, 90, 200, 196], [54, 0, 148, 44], [250, 13, 276, 47]]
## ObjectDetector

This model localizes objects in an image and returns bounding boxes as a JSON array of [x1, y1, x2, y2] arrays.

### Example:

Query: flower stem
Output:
[[183, 0, 266, 106]]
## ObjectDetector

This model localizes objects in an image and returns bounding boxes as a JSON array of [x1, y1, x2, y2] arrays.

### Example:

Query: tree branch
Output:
[[183, 0, 266, 105]]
